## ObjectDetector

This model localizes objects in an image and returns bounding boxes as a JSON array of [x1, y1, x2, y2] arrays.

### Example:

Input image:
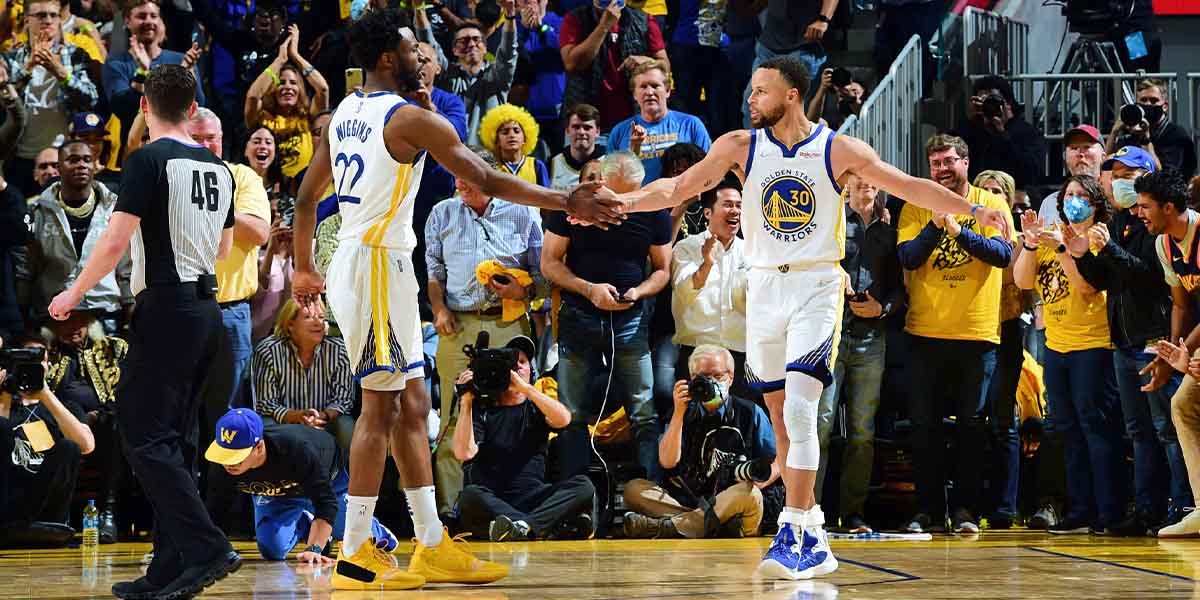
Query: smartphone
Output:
[[615, 290, 634, 304], [345, 68, 364, 92], [492, 274, 512, 286]]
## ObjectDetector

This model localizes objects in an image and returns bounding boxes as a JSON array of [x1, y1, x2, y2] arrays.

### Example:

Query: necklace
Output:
[[58, 186, 96, 219]]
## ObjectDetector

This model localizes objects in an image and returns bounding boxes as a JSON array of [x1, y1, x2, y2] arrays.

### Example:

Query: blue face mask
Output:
[[350, 0, 370, 20], [1111, 178, 1138, 209], [1063, 195, 1094, 224]]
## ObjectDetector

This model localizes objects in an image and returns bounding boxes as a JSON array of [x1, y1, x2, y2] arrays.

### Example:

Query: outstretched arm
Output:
[[622, 130, 748, 213], [394, 106, 623, 225]]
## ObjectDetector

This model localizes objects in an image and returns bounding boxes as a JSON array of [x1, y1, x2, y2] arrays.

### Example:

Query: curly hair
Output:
[[1135, 169, 1189, 213], [347, 8, 414, 71], [479, 103, 539, 157], [1057, 174, 1112, 225]]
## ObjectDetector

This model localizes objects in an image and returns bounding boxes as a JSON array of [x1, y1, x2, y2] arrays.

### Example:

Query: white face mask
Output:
[[1112, 177, 1138, 209]]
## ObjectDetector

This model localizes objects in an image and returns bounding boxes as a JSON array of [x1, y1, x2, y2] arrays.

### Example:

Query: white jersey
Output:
[[741, 124, 845, 269], [328, 91, 426, 250]]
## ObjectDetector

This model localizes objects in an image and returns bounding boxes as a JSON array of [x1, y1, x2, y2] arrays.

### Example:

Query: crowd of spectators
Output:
[[2, 0, 1200, 556]]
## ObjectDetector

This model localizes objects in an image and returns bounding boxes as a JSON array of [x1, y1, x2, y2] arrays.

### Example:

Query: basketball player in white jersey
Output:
[[290, 9, 623, 591], [612, 57, 1012, 580]]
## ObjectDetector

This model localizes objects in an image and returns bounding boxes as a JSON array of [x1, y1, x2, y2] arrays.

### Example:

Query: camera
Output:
[[458, 332, 518, 404], [688, 375, 725, 406], [830, 67, 853, 88], [727, 456, 773, 484], [0, 347, 46, 394], [1120, 103, 1145, 127], [980, 93, 1007, 120]]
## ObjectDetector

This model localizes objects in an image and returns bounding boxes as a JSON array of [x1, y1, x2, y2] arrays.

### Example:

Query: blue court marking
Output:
[[837, 557, 921, 582], [1025, 546, 1197, 582]]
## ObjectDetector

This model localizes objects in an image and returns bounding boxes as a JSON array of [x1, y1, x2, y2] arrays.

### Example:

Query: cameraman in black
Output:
[[1105, 79, 1196, 179], [806, 67, 867, 131], [952, 75, 1046, 190], [0, 334, 95, 547], [622, 344, 776, 539], [452, 335, 597, 542]]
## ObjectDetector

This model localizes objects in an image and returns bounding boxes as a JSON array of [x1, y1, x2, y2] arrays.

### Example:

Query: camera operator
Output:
[[806, 68, 867, 132], [952, 75, 1046, 190], [0, 334, 95, 546], [1106, 80, 1196, 179], [622, 345, 776, 539], [453, 335, 597, 542]]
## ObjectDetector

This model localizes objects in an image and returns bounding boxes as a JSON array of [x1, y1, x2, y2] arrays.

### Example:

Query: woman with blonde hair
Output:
[[479, 103, 550, 188]]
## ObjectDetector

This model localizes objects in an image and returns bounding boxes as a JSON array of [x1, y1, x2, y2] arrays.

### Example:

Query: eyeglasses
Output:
[[928, 156, 964, 169], [27, 11, 59, 20], [454, 35, 483, 48]]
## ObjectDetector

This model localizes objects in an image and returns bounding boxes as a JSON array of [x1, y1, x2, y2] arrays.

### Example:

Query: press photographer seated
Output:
[[0, 335, 95, 547], [452, 335, 597, 542], [622, 345, 776, 539]]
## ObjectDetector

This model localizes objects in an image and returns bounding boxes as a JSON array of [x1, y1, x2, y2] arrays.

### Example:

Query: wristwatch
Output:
[[302, 65, 315, 78], [815, 14, 831, 23], [1056, 244, 1067, 255], [306, 544, 323, 555]]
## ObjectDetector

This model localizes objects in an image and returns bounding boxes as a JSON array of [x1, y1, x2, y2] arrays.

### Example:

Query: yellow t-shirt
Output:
[[627, 0, 668, 17], [259, 112, 313, 178], [215, 163, 272, 303], [898, 185, 1016, 344], [1033, 227, 1112, 353]]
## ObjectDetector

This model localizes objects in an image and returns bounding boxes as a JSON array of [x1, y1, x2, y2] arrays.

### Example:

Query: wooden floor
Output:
[[1, 533, 1196, 599]]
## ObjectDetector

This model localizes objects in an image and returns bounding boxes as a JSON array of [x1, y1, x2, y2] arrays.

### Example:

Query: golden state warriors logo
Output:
[[761, 171, 819, 242]]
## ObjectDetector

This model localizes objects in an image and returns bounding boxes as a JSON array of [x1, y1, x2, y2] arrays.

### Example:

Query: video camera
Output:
[[1063, 0, 1134, 35], [0, 347, 46, 394], [457, 332, 518, 404]]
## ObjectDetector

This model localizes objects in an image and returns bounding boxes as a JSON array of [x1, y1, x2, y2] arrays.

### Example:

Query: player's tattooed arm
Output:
[[623, 130, 750, 213]]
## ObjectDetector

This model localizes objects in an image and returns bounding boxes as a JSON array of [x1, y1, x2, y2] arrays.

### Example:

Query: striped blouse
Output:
[[252, 335, 356, 422]]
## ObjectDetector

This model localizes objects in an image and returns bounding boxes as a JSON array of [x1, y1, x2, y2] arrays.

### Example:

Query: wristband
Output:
[[969, 204, 982, 217], [302, 65, 315, 78], [58, 71, 72, 85], [1022, 242, 1038, 252], [306, 544, 323, 555], [265, 67, 280, 85], [815, 14, 831, 23]]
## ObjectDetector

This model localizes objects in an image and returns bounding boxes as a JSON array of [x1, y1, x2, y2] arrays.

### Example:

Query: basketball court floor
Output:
[[1, 533, 1196, 599]]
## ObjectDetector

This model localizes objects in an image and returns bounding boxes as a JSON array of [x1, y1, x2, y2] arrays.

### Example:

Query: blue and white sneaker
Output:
[[757, 524, 839, 580], [372, 518, 399, 553]]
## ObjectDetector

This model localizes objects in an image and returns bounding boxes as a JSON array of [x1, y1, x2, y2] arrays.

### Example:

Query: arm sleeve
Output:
[[535, 159, 550, 188], [671, 239, 702, 303], [224, 165, 237, 229], [114, 150, 157, 217], [951, 228, 1012, 268], [424, 206, 447, 283], [102, 57, 141, 124], [416, 25, 450, 71], [897, 221, 945, 270], [299, 447, 340, 524], [1076, 244, 1116, 290], [879, 230, 906, 316], [62, 48, 100, 111], [486, 24, 519, 93]]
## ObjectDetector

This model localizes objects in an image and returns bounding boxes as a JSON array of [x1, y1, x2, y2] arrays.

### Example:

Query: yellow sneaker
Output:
[[331, 537, 426, 590], [408, 528, 509, 584]]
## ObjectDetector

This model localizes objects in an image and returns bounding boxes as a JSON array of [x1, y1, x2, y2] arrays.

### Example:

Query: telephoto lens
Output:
[[731, 456, 774, 483]]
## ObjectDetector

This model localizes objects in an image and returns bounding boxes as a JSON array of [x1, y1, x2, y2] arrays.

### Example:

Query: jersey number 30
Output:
[[190, 171, 221, 212], [335, 153, 365, 204]]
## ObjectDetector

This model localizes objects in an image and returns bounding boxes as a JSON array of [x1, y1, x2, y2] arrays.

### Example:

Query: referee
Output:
[[49, 64, 242, 600]]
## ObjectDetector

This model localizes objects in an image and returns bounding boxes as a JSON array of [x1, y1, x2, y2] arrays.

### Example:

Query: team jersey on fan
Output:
[[1156, 209, 1200, 295], [740, 124, 845, 269], [327, 91, 426, 250]]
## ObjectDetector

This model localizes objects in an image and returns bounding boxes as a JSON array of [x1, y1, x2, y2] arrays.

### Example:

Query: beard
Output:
[[392, 61, 425, 94], [750, 103, 785, 129]]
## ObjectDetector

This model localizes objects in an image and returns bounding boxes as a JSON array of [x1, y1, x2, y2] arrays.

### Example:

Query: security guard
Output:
[[49, 64, 241, 600]]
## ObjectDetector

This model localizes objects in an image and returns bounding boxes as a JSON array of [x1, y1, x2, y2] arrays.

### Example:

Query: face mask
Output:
[[350, 0, 369, 20], [1140, 103, 1165, 125], [1063, 195, 1094, 224], [1111, 178, 1138, 209]]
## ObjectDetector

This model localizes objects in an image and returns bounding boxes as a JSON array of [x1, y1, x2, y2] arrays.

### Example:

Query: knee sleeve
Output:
[[783, 372, 823, 471]]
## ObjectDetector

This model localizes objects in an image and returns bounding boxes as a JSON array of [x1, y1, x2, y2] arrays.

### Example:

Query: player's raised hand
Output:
[[566, 181, 625, 228], [292, 270, 326, 318]]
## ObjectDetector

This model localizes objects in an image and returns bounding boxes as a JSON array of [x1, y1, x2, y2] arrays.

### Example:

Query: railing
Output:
[[1190, 74, 1200, 154], [838, 35, 925, 178], [962, 6, 1030, 78]]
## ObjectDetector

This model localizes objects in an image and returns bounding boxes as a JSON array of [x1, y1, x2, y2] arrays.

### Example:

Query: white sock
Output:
[[343, 495, 378, 556], [405, 486, 444, 547]]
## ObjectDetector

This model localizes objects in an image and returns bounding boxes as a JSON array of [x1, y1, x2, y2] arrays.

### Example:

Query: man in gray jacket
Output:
[[433, 1, 519, 145], [27, 140, 131, 328]]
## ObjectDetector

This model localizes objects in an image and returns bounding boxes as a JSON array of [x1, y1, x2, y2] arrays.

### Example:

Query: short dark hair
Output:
[[347, 8, 414, 72], [59, 139, 92, 157], [758, 57, 810, 100], [453, 20, 484, 38], [660, 143, 705, 178], [1057, 174, 1111, 225], [701, 176, 742, 210], [143, 64, 196, 124], [925, 133, 970, 159], [122, 0, 160, 16], [973, 74, 1016, 106], [1135, 169, 1189, 213], [564, 103, 599, 124]]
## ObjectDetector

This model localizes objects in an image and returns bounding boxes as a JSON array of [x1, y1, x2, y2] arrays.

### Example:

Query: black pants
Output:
[[117, 284, 233, 584], [1, 437, 81, 525], [907, 334, 994, 520], [458, 474, 596, 539]]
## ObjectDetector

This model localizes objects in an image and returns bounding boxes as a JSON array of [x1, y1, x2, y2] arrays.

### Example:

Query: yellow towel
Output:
[[474, 260, 534, 323], [1016, 349, 1045, 423]]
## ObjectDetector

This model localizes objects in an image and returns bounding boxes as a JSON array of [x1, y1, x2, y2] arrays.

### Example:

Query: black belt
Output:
[[458, 306, 504, 317], [219, 299, 250, 309]]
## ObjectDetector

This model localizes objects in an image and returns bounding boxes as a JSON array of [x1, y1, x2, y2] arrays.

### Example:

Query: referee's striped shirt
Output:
[[252, 336, 356, 422]]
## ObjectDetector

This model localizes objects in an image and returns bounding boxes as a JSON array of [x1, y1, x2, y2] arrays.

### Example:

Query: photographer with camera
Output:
[[622, 344, 775, 539], [951, 75, 1046, 190], [453, 335, 597, 541], [0, 334, 95, 547], [1105, 80, 1196, 179], [806, 67, 866, 131]]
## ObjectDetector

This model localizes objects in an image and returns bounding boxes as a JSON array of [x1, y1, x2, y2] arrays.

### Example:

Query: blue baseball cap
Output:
[[1103, 146, 1157, 173], [68, 111, 106, 136], [204, 408, 263, 465]]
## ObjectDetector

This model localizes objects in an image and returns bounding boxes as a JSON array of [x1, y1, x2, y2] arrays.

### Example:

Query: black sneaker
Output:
[[488, 515, 531, 542], [1027, 505, 1058, 530], [990, 515, 1013, 530], [901, 513, 945, 534], [1109, 512, 1152, 537], [1048, 516, 1091, 535], [156, 550, 242, 600], [551, 512, 594, 540], [951, 509, 980, 534], [842, 513, 873, 534], [112, 576, 163, 600]]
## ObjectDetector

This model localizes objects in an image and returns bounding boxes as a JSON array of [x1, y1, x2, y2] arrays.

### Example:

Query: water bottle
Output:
[[82, 499, 99, 549]]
